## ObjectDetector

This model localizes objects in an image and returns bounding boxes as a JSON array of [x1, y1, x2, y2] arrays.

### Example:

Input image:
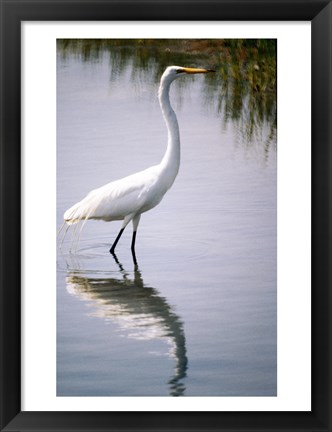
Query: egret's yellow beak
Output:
[[182, 67, 215, 74]]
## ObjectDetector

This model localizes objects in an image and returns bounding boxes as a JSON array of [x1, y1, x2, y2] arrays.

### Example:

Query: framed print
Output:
[[1, 0, 331, 431]]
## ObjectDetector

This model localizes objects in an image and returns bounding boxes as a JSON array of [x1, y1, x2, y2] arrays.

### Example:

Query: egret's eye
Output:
[[176, 69, 183, 74]]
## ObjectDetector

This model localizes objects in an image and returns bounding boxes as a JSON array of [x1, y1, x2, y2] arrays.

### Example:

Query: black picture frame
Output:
[[1, 1, 331, 431]]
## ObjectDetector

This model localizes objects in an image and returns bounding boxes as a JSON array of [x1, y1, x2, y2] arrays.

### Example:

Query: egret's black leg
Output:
[[131, 231, 137, 265], [110, 228, 125, 254]]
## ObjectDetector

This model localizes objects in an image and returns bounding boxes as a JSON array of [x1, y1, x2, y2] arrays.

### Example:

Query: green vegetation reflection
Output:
[[58, 39, 276, 150]]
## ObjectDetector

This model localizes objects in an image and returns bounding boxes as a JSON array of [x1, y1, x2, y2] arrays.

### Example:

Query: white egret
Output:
[[63, 66, 214, 261]]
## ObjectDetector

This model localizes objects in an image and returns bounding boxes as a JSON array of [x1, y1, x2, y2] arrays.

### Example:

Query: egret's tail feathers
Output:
[[65, 219, 80, 225], [64, 201, 88, 225], [61, 203, 88, 252], [59, 225, 70, 250], [64, 191, 104, 225], [57, 221, 67, 236], [62, 197, 104, 252]]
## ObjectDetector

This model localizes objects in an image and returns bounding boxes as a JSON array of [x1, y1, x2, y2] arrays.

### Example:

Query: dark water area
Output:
[[57, 39, 277, 396]]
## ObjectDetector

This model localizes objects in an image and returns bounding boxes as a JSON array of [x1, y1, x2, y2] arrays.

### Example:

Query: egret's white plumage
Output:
[[63, 66, 214, 260], [64, 165, 161, 224]]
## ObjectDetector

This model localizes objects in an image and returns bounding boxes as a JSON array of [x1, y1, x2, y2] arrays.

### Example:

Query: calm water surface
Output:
[[57, 45, 277, 396]]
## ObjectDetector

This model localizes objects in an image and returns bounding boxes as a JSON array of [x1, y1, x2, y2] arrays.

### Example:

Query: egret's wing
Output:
[[64, 166, 159, 224]]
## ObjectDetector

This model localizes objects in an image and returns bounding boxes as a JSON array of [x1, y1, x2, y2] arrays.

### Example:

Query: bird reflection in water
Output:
[[65, 255, 188, 396]]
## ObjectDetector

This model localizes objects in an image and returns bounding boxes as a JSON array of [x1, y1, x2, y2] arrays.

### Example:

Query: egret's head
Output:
[[162, 66, 215, 82]]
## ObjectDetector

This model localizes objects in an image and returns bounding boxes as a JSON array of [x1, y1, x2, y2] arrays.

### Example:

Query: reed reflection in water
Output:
[[57, 38, 276, 156], [65, 257, 187, 397]]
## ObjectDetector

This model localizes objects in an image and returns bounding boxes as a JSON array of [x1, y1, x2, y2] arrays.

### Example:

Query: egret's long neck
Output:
[[158, 76, 180, 186]]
